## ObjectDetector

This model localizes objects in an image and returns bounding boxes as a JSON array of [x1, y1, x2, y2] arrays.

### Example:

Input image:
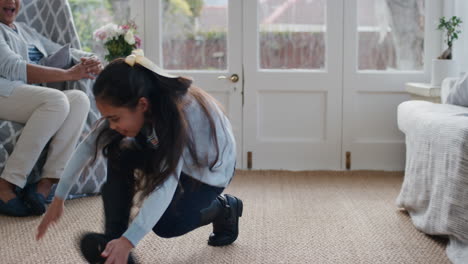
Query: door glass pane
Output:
[[70, 0, 130, 53], [258, 0, 326, 70], [161, 0, 228, 70], [358, 0, 425, 71]]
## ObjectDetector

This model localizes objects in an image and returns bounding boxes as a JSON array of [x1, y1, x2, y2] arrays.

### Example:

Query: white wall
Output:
[[444, 0, 468, 74], [129, 0, 145, 48], [455, 0, 468, 73]]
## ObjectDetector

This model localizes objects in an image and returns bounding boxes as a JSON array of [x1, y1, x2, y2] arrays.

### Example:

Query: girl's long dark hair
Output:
[[92, 59, 222, 200]]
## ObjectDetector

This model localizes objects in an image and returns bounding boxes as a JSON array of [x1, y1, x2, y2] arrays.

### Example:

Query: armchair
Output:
[[0, 0, 107, 199]]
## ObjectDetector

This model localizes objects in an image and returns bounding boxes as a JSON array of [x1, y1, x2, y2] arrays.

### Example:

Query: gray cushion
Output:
[[445, 72, 468, 107], [40, 44, 72, 69], [39, 44, 72, 90]]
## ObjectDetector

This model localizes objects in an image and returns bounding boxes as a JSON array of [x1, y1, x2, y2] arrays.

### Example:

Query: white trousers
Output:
[[0, 84, 90, 188]]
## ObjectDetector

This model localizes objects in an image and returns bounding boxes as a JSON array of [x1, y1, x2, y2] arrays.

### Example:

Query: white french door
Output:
[[141, 0, 244, 167], [134, 0, 441, 170], [243, 0, 343, 170], [342, 0, 441, 170]]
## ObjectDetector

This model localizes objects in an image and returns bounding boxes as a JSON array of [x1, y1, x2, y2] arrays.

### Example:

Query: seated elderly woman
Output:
[[0, 0, 103, 217]]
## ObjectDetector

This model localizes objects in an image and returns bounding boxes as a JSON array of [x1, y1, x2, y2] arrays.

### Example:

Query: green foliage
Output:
[[437, 16, 463, 59], [187, 30, 226, 40], [186, 0, 204, 18], [162, 0, 205, 18], [204, 30, 225, 40], [69, 0, 113, 52], [165, 0, 193, 16], [71, 0, 205, 53], [184, 30, 322, 43], [437, 16, 463, 48], [103, 35, 136, 61], [69, 0, 110, 8]]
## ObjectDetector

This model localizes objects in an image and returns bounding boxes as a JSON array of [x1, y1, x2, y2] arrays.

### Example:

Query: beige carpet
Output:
[[0, 170, 450, 264]]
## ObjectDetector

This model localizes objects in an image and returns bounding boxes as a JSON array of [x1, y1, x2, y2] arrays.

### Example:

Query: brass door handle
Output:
[[218, 74, 239, 83]]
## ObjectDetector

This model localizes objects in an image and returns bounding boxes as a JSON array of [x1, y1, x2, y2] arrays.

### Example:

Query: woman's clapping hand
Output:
[[67, 56, 103, 81], [81, 56, 103, 76]]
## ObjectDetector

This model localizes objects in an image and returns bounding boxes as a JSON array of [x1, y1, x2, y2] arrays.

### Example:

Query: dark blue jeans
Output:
[[102, 148, 224, 239]]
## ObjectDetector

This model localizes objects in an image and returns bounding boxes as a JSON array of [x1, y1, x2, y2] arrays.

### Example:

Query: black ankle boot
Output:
[[201, 194, 243, 247], [80, 233, 136, 264]]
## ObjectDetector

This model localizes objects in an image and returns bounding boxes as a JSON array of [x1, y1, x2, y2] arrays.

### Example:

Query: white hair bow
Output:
[[124, 49, 177, 78]]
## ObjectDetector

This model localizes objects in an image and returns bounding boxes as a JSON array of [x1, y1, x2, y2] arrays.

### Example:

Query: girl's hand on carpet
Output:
[[102, 237, 134, 264], [36, 197, 64, 240]]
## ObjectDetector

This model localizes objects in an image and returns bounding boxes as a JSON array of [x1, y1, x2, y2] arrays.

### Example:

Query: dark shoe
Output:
[[0, 195, 31, 217], [80, 232, 136, 264], [23, 184, 46, 215], [208, 194, 243, 247]]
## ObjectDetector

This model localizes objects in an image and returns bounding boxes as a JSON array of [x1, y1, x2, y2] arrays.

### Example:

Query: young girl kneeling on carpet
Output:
[[36, 50, 243, 264]]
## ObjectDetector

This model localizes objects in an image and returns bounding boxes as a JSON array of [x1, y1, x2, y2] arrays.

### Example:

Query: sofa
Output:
[[0, 0, 107, 199], [397, 73, 468, 264]]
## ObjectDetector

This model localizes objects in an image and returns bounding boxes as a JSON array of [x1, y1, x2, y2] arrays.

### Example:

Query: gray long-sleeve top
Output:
[[0, 22, 92, 97], [0, 22, 62, 96], [54, 94, 237, 246]]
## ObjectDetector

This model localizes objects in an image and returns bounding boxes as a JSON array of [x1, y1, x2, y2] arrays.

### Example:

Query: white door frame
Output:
[[342, 0, 442, 170], [133, 0, 444, 171], [243, 0, 344, 170], [138, 0, 244, 168]]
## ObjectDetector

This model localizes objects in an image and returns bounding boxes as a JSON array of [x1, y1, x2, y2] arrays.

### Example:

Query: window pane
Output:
[[258, 0, 326, 70], [70, 0, 130, 54], [358, 0, 425, 71], [162, 0, 228, 70]]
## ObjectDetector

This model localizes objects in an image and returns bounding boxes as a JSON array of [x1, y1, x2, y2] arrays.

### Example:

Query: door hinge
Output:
[[346, 151, 351, 170], [241, 65, 245, 106], [247, 151, 252, 169], [241, 80, 245, 106]]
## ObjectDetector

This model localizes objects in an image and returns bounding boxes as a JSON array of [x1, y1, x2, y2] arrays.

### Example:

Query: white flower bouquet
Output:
[[93, 21, 141, 62]]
